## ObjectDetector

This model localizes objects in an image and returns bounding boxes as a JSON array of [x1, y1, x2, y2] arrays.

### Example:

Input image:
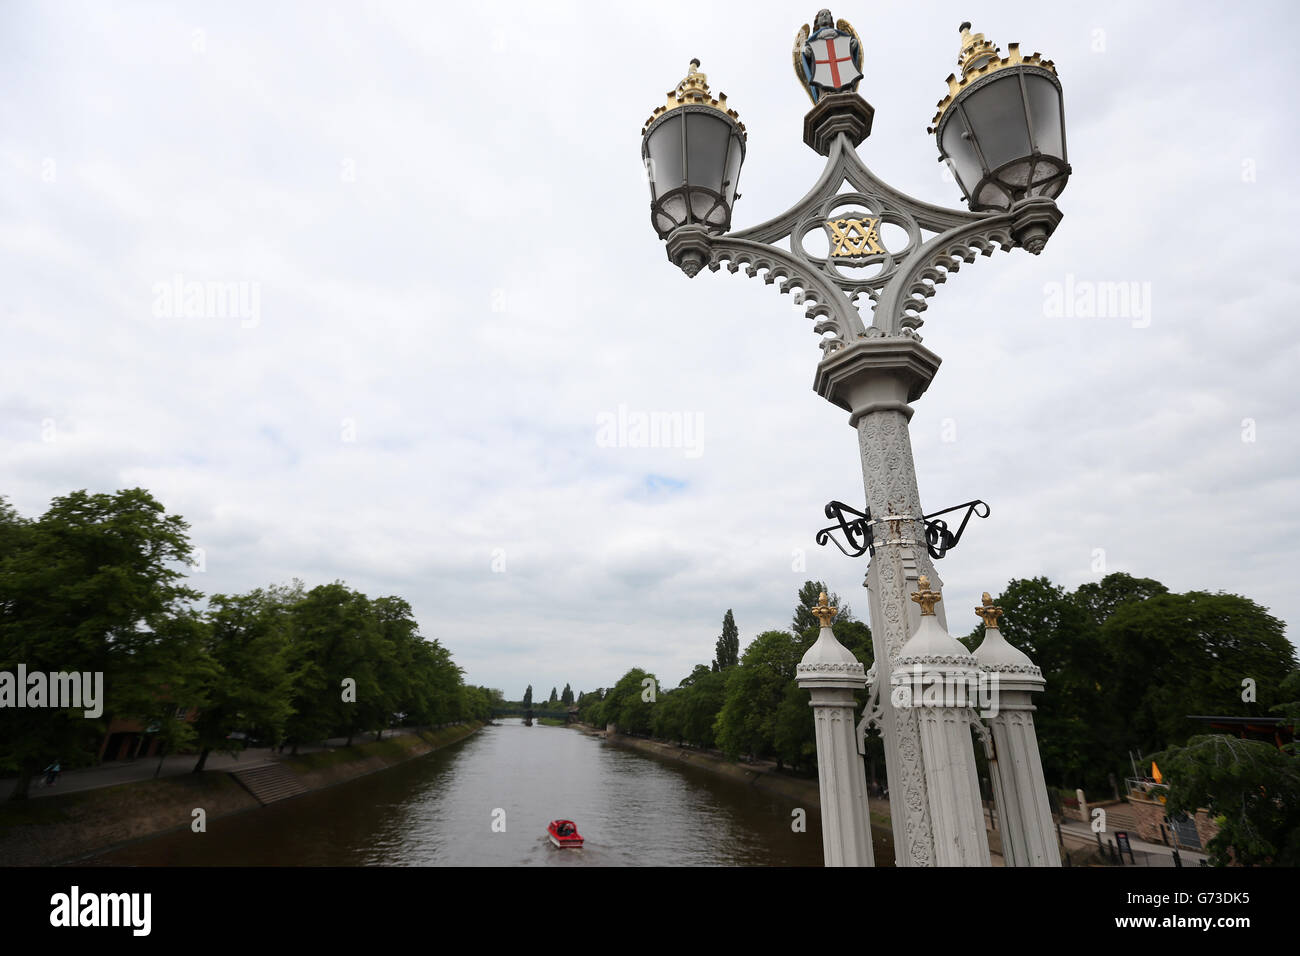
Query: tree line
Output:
[[0, 489, 498, 800], [576, 582, 878, 776], [508, 684, 575, 711], [575, 574, 1298, 797]]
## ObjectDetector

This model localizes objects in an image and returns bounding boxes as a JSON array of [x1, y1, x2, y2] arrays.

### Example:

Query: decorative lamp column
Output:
[[796, 591, 874, 866], [972, 593, 1061, 866], [640, 9, 1070, 868], [891, 576, 990, 866]]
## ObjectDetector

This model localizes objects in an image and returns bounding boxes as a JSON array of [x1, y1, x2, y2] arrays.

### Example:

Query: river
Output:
[[87, 720, 865, 866]]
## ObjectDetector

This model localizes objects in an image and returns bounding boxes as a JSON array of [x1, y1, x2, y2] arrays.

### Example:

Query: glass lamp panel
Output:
[[1000, 160, 1033, 188], [685, 112, 731, 193], [1023, 74, 1065, 159], [689, 189, 720, 223], [961, 75, 1032, 171], [941, 115, 984, 197], [646, 116, 685, 195], [723, 131, 744, 207], [659, 193, 687, 227], [975, 181, 1011, 209]]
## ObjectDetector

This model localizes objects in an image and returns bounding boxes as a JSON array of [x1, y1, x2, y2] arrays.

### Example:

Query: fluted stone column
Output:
[[972, 593, 1061, 866], [796, 592, 874, 867], [891, 576, 991, 866], [814, 337, 950, 867]]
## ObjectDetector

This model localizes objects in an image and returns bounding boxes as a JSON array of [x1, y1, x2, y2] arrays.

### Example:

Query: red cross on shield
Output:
[[809, 35, 861, 91]]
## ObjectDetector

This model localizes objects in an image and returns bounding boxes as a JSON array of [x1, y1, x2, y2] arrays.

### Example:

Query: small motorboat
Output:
[[547, 819, 584, 848]]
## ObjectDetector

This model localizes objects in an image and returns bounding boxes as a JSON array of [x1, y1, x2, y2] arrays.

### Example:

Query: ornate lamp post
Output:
[[641, 10, 1069, 867]]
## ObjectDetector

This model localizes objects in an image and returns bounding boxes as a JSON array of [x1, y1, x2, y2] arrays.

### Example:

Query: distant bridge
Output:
[[491, 708, 577, 722]]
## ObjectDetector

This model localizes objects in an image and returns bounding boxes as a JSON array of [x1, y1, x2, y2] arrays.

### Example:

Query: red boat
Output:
[[547, 819, 584, 848]]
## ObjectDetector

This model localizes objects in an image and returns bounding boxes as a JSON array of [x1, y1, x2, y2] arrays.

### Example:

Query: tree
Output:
[[603, 669, 657, 735], [282, 582, 386, 751], [561, 683, 573, 705], [1153, 735, 1300, 866], [651, 687, 685, 744], [1073, 572, 1168, 628], [549, 686, 558, 704], [1100, 592, 1297, 757], [523, 685, 533, 709], [0, 489, 202, 800], [714, 630, 800, 764], [190, 584, 297, 771], [792, 581, 851, 642], [714, 610, 740, 671]]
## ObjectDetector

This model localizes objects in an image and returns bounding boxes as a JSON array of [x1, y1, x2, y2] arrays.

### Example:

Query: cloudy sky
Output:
[[2, 0, 1297, 698]]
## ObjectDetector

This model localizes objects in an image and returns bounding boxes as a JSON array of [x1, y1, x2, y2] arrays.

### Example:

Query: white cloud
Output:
[[2, 0, 1296, 699]]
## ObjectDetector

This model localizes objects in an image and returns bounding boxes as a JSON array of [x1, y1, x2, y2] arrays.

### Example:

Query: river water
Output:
[[87, 720, 887, 866]]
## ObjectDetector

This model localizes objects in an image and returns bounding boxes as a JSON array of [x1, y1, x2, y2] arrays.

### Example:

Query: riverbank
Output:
[[0, 722, 482, 866], [576, 725, 895, 840], [593, 729, 825, 805]]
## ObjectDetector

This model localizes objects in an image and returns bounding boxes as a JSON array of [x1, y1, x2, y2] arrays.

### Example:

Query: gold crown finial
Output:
[[910, 575, 942, 616], [811, 590, 839, 627], [975, 592, 1004, 628], [956, 21, 999, 77], [643, 59, 746, 139], [677, 58, 710, 98]]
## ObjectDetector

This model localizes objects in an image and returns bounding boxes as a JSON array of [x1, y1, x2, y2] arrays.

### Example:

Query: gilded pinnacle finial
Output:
[[957, 21, 999, 77], [642, 59, 745, 139], [677, 58, 709, 97], [928, 22, 1056, 133], [811, 590, 839, 627], [910, 575, 942, 616], [975, 592, 1004, 628]]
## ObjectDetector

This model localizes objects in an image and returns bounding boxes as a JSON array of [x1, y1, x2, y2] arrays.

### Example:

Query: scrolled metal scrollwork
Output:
[[815, 499, 875, 557], [817, 497, 990, 561], [922, 499, 990, 560]]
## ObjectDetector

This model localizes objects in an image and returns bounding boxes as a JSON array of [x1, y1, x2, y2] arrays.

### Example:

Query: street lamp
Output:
[[640, 9, 1068, 869], [641, 59, 747, 244], [930, 23, 1070, 222]]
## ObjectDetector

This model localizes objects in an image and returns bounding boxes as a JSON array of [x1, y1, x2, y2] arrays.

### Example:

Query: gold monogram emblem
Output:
[[826, 216, 884, 257]]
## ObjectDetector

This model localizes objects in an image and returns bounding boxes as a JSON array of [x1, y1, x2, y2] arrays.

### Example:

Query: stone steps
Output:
[[229, 763, 308, 805]]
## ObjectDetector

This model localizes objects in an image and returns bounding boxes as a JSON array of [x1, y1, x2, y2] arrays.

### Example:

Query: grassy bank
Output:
[[0, 722, 482, 866]]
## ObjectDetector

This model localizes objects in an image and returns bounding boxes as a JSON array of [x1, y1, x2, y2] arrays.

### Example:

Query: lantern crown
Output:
[[927, 23, 1057, 134], [642, 60, 746, 140]]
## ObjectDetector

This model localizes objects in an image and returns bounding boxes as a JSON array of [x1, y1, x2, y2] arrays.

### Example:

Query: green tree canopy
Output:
[[0, 489, 202, 799], [1153, 734, 1300, 866], [715, 630, 800, 764], [792, 580, 851, 642], [713, 609, 739, 671]]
